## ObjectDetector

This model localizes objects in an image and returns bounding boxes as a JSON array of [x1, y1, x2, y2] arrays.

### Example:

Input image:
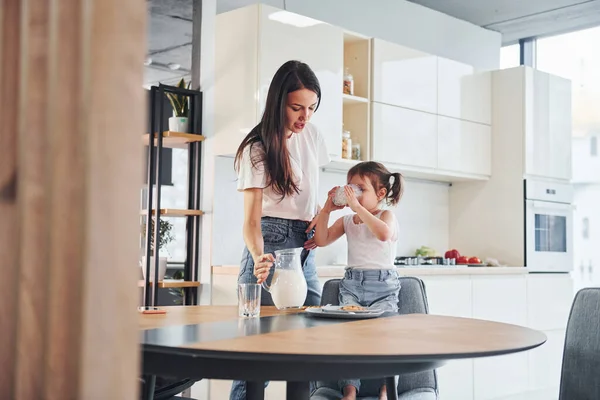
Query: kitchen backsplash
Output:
[[212, 156, 450, 266]]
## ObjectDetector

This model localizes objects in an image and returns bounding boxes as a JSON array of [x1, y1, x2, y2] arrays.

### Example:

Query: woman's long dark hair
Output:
[[234, 60, 321, 199]]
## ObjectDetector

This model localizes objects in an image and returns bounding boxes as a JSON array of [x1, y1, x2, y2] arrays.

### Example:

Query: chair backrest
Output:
[[320, 276, 438, 395], [559, 287, 600, 400]]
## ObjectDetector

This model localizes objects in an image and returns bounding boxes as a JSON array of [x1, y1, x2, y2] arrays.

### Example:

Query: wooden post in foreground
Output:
[[0, 0, 146, 398]]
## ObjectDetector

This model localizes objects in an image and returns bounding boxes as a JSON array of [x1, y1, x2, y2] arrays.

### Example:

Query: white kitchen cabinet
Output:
[[371, 38, 437, 114], [371, 102, 437, 169], [472, 276, 527, 325], [420, 276, 472, 318], [214, 5, 343, 157], [473, 352, 530, 400], [522, 68, 572, 181], [548, 74, 572, 181], [528, 329, 565, 394], [437, 57, 491, 125], [526, 274, 573, 330], [526, 70, 551, 179], [437, 116, 491, 177]]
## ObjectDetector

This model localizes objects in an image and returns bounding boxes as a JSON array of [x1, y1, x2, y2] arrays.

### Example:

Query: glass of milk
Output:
[[332, 184, 363, 207], [261, 247, 307, 309]]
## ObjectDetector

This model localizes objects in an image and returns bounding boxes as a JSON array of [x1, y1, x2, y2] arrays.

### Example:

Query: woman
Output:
[[230, 60, 329, 399]]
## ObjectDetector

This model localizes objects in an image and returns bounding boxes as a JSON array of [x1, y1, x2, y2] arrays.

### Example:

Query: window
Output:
[[592, 136, 598, 156], [537, 27, 600, 139], [500, 44, 520, 69]]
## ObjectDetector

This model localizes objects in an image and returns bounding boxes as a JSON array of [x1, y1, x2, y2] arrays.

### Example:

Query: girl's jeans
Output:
[[337, 268, 401, 395]]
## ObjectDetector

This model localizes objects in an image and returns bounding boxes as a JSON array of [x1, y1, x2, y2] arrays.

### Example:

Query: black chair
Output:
[[310, 277, 439, 400], [558, 287, 600, 400], [140, 375, 198, 400]]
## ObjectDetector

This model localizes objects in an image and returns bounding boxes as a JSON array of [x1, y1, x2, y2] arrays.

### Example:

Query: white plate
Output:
[[321, 305, 380, 313], [305, 306, 385, 319]]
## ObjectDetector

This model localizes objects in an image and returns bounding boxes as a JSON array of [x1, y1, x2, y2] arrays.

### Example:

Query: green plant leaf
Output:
[[166, 93, 182, 117], [163, 78, 190, 118], [141, 218, 174, 252]]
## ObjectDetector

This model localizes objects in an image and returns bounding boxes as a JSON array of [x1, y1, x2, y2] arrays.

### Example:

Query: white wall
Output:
[[572, 183, 600, 290], [217, 0, 502, 70], [572, 135, 600, 184], [212, 156, 450, 266]]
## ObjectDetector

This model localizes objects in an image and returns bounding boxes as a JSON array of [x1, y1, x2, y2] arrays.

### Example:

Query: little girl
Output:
[[314, 161, 404, 400]]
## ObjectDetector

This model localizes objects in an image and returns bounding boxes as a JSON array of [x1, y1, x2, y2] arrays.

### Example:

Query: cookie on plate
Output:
[[341, 305, 366, 311]]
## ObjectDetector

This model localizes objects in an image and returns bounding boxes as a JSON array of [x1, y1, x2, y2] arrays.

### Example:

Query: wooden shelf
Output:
[[143, 131, 205, 149], [138, 280, 201, 288], [343, 94, 369, 105], [140, 209, 203, 217]]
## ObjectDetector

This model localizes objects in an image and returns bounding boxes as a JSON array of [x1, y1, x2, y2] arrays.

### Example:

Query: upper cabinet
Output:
[[525, 70, 572, 181], [437, 116, 491, 176], [214, 5, 343, 157], [371, 38, 437, 114], [372, 102, 437, 169], [493, 66, 572, 182], [437, 58, 491, 125], [547, 74, 572, 181], [370, 39, 492, 180]]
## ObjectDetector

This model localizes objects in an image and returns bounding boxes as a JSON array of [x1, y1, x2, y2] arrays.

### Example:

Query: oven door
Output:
[[525, 200, 574, 272]]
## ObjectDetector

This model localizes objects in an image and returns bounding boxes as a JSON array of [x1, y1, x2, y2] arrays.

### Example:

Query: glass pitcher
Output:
[[261, 247, 307, 309]]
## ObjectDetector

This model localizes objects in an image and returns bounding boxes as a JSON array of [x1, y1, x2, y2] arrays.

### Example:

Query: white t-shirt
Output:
[[236, 122, 330, 221], [343, 211, 399, 270]]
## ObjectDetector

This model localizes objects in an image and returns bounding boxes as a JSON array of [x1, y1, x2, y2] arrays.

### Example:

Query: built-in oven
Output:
[[525, 179, 574, 272]]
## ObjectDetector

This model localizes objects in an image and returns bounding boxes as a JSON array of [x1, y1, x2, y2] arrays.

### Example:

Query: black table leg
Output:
[[247, 381, 265, 400], [142, 375, 156, 400], [287, 381, 310, 400], [386, 376, 399, 400]]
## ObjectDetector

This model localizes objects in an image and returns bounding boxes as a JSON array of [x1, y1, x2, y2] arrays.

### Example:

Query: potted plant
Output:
[[166, 78, 190, 133], [140, 217, 174, 282]]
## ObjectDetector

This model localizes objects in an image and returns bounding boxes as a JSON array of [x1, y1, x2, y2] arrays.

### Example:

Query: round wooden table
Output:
[[140, 306, 546, 400]]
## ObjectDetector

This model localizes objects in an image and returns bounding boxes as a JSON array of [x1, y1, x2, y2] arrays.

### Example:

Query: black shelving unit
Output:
[[141, 83, 203, 309]]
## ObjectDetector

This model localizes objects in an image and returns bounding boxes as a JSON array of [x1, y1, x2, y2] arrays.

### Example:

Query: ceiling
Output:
[[407, 0, 600, 44], [144, 0, 600, 85], [145, 0, 193, 87]]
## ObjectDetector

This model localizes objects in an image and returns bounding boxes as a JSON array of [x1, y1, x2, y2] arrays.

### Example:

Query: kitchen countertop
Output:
[[212, 265, 529, 277]]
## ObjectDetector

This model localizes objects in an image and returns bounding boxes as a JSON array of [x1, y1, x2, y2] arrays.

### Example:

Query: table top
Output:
[[140, 306, 546, 360]]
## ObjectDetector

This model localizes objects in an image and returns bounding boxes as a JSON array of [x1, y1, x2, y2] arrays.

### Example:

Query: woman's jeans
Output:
[[229, 216, 322, 400]]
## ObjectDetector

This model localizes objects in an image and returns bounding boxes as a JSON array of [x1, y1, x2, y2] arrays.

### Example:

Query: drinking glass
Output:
[[238, 283, 261, 318]]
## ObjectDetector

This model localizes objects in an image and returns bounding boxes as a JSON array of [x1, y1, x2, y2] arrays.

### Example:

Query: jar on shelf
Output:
[[351, 142, 361, 160], [343, 67, 354, 96], [342, 130, 352, 159]]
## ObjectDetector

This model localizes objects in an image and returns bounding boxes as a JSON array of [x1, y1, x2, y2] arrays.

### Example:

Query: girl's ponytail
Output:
[[386, 172, 404, 206]]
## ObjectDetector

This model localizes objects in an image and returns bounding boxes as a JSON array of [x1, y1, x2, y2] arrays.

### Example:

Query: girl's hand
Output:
[[344, 185, 362, 212], [303, 237, 317, 250], [322, 186, 344, 213], [253, 253, 275, 284]]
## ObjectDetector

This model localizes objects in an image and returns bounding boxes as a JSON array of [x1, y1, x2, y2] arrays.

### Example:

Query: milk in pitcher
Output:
[[269, 268, 307, 309]]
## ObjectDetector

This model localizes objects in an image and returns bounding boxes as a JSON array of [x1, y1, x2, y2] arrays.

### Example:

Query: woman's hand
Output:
[[344, 185, 362, 213], [254, 253, 275, 284]]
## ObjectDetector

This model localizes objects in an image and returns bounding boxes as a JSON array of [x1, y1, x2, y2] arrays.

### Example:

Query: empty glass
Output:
[[238, 283, 261, 318]]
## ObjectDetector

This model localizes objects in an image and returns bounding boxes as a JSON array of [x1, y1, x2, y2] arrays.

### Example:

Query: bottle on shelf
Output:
[[343, 67, 354, 96], [342, 130, 352, 159], [351, 142, 361, 161]]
